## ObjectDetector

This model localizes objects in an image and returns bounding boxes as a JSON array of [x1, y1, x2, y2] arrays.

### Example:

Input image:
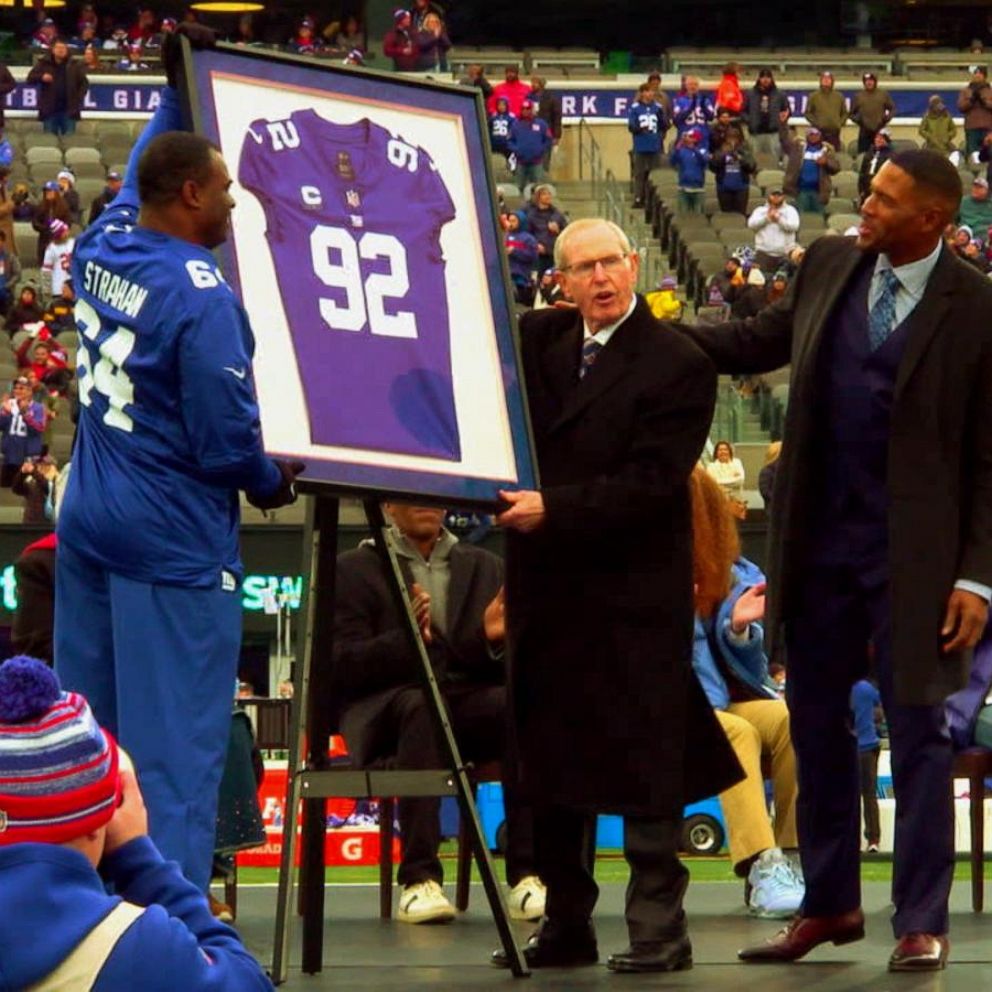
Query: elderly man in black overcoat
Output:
[[682, 150, 992, 972], [495, 217, 743, 974]]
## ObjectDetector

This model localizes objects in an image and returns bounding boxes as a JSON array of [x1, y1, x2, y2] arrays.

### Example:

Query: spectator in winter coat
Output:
[[0, 656, 276, 991], [11, 181, 35, 223], [7, 286, 43, 335], [804, 71, 848, 150], [918, 96, 958, 156], [502, 212, 538, 305], [460, 63, 493, 103], [528, 77, 562, 170], [645, 275, 683, 321], [670, 128, 709, 213], [508, 101, 551, 192], [523, 184, 567, 274], [957, 175, 992, 230], [715, 63, 744, 120], [850, 73, 896, 154], [416, 12, 450, 72], [383, 10, 419, 72], [56, 170, 81, 227], [730, 266, 767, 319], [858, 129, 895, 202], [783, 127, 839, 213], [710, 126, 756, 215], [0, 230, 19, 313], [489, 97, 515, 157], [743, 69, 791, 157], [673, 76, 716, 144], [88, 171, 124, 225], [628, 83, 667, 206], [26, 40, 89, 136], [489, 64, 530, 117], [957, 65, 992, 158]]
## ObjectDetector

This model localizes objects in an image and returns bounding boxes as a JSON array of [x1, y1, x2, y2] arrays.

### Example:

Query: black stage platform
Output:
[[233, 880, 992, 991]]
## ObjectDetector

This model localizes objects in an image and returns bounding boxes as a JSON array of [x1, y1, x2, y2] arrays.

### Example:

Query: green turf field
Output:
[[230, 847, 992, 887]]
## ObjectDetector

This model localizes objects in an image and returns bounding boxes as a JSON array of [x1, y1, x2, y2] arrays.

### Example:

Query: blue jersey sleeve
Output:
[[177, 282, 281, 494], [109, 86, 185, 218]]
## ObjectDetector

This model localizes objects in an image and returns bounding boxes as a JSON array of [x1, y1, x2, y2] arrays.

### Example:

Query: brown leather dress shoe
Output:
[[738, 909, 865, 962], [888, 933, 949, 972]]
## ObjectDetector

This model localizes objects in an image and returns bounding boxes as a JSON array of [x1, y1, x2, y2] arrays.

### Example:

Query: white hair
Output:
[[553, 218, 632, 271]]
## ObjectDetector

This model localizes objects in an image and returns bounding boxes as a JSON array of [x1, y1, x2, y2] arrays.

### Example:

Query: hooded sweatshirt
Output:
[[0, 838, 273, 991]]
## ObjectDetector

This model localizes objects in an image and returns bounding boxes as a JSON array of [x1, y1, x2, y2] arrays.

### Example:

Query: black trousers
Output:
[[379, 684, 536, 887], [717, 188, 749, 215], [535, 804, 688, 943], [632, 151, 661, 205]]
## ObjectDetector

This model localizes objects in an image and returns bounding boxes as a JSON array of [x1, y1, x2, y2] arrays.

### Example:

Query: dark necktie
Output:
[[868, 269, 900, 351], [580, 337, 603, 379]]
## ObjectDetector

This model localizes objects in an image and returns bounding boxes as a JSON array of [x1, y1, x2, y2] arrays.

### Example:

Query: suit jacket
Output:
[[506, 298, 743, 816], [683, 235, 992, 705], [331, 538, 504, 765]]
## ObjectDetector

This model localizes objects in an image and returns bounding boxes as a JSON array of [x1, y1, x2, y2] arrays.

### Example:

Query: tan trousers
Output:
[[716, 699, 798, 871]]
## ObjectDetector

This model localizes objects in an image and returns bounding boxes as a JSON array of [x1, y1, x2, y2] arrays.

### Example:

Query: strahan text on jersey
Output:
[[238, 110, 462, 461], [58, 86, 281, 588]]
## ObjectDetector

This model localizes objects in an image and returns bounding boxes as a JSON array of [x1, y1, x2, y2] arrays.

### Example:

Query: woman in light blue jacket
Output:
[[689, 467, 804, 918]]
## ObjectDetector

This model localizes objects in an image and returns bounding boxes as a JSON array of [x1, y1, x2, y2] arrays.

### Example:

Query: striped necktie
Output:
[[868, 268, 900, 351], [580, 337, 604, 379]]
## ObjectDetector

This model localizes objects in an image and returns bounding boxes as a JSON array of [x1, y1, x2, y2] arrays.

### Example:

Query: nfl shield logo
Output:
[[346, 189, 361, 208]]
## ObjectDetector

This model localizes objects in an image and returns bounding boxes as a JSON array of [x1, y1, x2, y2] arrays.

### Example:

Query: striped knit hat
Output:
[[0, 656, 121, 845]]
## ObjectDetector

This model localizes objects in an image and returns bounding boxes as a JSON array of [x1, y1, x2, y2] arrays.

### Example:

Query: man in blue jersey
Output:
[[53, 27, 303, 894], [628, 83, 668, 208]]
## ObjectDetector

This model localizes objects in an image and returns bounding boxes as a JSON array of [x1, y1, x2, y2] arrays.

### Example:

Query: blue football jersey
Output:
[[238, 110, 461, 461], [58, 88, 280, 587]]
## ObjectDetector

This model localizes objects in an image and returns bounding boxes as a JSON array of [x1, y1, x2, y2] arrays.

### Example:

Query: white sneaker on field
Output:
[[397, 880, 456, 924], [507, 875, 546, 921]]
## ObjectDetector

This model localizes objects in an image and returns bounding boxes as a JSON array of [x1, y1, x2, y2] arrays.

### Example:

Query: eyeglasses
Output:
[[561, 253, 630, 278]]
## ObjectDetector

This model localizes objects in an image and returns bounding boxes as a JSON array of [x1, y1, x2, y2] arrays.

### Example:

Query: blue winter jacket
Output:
[[0, 837, 273, 991], [669, 145, 709, 189], [508, 117, 552, 164], [693, 558, 779, 710]]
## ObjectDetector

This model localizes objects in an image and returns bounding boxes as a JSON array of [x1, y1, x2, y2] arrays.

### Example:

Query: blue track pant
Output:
[[54, 541, 242, 892]]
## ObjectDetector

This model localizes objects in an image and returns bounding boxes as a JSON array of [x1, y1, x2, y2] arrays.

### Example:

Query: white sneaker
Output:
[[747, 848, 805, 919], [507, 875, 546, 921], [397, 880, 456, 924]]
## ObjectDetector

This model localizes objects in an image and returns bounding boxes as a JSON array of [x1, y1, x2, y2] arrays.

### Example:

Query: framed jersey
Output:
[[182, 44, 538, 508]]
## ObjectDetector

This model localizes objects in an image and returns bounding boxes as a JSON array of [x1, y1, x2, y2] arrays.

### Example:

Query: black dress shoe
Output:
[[491, 920, 598, 969], [607, 937, 693, 973]]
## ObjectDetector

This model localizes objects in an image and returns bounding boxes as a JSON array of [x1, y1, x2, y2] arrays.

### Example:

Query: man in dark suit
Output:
[[331, 503, 541, 925], [495, 218, 743, 973], [682, 150, 992, 972]]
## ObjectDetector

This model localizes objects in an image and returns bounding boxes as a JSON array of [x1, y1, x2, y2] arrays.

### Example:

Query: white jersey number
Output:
[[310, 226, 416, 340], [75, 298, 136, 432]]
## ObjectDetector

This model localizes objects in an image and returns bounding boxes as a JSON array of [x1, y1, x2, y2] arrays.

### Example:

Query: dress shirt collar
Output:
[[873, 239, 943, 300], [583, 295, 637, 347]]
